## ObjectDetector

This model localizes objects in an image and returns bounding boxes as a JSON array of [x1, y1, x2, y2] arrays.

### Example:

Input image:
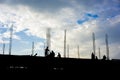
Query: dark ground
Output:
[[0, 54, 120, 77]]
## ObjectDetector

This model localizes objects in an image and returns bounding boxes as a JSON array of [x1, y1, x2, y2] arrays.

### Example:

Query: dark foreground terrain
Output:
[[0, 54, 120, 74]]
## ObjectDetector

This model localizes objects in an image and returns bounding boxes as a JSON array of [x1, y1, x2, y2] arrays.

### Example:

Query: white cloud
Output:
[[0, 2, 120, 59], [109, 43, 120, 59], [2, 30, 20, 40], [107, 15, 120, 25]]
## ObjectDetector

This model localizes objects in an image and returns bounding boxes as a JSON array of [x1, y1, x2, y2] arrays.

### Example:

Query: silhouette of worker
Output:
[[45, 46, 49, 57], [91, 52, 95, 60], [50, 50, 55, 58], [34, 53, 37, 56], [95, 56, 98, 60], [57, 53, 61, 58], [102, 55, 106, 60]]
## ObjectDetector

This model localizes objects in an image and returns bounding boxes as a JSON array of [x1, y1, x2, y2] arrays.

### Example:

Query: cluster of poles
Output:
[[1, 26, 109, 60]]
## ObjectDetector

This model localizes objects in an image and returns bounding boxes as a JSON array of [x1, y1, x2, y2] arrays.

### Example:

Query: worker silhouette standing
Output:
[[91, 52, 95, 60], [45, 46, 49, 57]]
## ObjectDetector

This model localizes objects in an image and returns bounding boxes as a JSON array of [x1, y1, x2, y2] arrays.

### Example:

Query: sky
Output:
[[0, 0, 120, 59]]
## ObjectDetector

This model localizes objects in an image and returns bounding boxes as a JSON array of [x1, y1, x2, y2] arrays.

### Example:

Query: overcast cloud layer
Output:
[[0, 0, 120, 59]]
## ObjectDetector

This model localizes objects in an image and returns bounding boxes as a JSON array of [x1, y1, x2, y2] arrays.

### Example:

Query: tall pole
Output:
[[32, 42, 34, 56], [77, 45, 80, 58], [44, 42, 46, 49], [9, 24, 13, 55], [67, 44, 69, 58], [99, 47, 101, 59], [105, 34, 109, 60], [46, 28, 51, 50], [43, 42, 46, 54], [92, 32, 96, 56], [64, 29, 66, 58], [3, 42, 5, 55]]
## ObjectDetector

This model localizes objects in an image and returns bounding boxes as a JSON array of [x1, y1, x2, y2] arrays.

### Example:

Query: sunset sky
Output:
[[0, 0, 120, 59]]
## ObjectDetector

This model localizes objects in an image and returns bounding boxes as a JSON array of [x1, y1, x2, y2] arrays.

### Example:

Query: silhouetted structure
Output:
[[105, 34, 109, 60], [67, 44, 69, 58], [64, 29, 67, 58], [2, 41, 5, 55], [91, 52, 95, 60], [46, 28, 51, 50], [92, 32, 96, 56], [32, 42, 34, 56], [45, 46, 49, 57], [9, 25, 13, 55], [99, 47, 101, 59], [77, 45, 80, 58]]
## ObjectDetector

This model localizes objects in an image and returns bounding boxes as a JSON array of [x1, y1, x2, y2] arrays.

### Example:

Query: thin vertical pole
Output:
[[92, 32, 96, 56], [3, 42, 5, 55], [32, 42, 34, 55], [99, 47, 101, 59], [77, 45, 80, 58], [32, 42, 34, 56], [9, 25, 13, 55], [105, 34, 109, 60], [67, 44, 69, 58], [64, 29, 66, 58], [46, 28, 51, 50]]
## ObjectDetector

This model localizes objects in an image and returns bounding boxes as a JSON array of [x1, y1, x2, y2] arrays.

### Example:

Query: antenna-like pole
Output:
[[92, 32, 96, 56], [77, 45, 80, 58], [44, 42, 46, 49], [32, 42, 34, 56], [67, 44, 69, 58], [105, 34, 109, 60], [43, 42, 46, 54], [64, 29, 66, 58], [3, 41, 5, 55], [99, 47, 101, 59], [46, 28, 51, 50], [9, 24, 13, 55]]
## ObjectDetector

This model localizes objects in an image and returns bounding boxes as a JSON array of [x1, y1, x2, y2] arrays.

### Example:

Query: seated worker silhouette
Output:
[[46, 50, 55, 58], [49, 50, 55, 58], [102, 55, 107, 60], [34, 53, 37, 56], [57, 53, 61, 58]]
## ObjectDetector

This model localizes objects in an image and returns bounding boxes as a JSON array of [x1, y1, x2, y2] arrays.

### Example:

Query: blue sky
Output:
[[0, 0, 120, 59]]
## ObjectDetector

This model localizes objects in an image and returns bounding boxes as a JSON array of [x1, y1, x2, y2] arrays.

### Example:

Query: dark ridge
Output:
[[0, 54, 120, 74]]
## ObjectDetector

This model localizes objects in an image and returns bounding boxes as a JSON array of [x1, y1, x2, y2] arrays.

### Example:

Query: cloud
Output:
[[0, 0, 120, 59], [0, 0, 69, 12]]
